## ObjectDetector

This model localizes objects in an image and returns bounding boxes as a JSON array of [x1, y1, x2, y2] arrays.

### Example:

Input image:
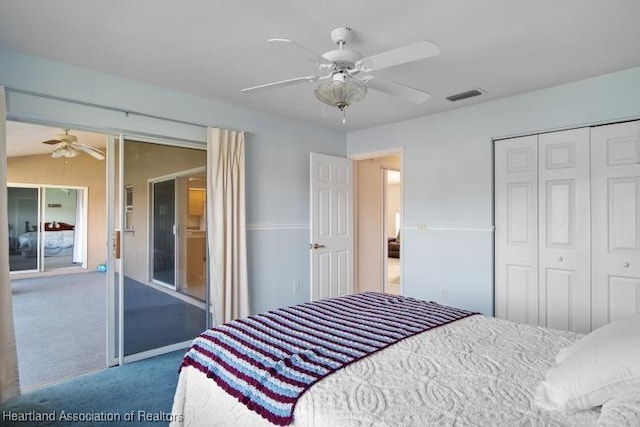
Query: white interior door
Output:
[[495, 135, 539, 324], [538, 128, 591, 333], [310, 152, 353, 300], [591, 120, 640, 329]]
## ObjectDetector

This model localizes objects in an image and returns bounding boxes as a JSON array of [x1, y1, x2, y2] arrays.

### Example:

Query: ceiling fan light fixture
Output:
[[51, 145, 79, 158], [314, 73, 366, 112]]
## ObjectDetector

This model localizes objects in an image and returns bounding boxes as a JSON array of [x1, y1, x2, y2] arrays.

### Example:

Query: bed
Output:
[[171, 293, 640, 426], [17, 221, 75, 258]]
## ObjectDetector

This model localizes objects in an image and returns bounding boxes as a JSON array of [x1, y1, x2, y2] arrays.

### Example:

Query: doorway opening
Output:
[[353, 151, 402, 295], [6, 121, 108, 390], [384, 169, 401, 294]]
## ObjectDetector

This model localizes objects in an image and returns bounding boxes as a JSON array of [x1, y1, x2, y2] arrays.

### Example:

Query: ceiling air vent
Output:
[[446, 89, 484, 102]]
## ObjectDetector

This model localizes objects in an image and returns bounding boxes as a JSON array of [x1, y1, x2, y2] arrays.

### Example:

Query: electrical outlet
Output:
[[441, 289, 448, 300], [417, 223, 429, 232], [293, 281, 300, 293]]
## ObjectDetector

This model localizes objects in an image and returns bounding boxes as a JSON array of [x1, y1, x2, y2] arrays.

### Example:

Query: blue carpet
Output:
[[0, 350, 186, 426], [124, 277, 206, 356]]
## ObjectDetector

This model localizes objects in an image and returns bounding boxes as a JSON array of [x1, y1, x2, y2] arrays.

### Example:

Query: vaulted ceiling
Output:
[[5, 122, 106, 158]]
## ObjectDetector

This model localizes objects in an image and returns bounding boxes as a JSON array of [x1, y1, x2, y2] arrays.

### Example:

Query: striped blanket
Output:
[[180, 292, 477, 425]]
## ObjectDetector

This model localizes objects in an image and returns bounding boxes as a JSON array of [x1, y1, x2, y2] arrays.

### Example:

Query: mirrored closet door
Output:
[[108, 136, 209, 363]]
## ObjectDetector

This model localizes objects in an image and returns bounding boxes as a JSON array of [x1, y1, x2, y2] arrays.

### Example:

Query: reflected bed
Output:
[[17, 222, 75, 258]]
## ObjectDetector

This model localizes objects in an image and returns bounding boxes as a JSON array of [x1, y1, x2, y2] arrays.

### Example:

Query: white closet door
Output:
[[538, 128, 591, 333], [495, 135, 538, 324], [591, 120, 640, 329]]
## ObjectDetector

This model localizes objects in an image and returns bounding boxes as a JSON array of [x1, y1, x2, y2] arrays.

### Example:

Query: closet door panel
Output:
[[495, 135, 538, 324], [607, 277, 640, 322], [544, 268, 573, 330], [538, 128, 591, 333], [592, 120, 640, 329]]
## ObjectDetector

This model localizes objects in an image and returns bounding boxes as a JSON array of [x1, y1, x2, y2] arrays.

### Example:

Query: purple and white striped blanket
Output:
[[180, 292, 477, 425]]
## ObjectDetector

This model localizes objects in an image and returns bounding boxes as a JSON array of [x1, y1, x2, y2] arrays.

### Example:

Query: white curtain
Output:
[[0, 87, 20, 403], [72, 189, 85, 264], [206, 127, 249, 325]]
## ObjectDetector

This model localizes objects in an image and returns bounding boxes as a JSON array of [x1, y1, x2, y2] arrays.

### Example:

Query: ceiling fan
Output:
[[242, 26, 441, 122], [42, 130, 105, 160]]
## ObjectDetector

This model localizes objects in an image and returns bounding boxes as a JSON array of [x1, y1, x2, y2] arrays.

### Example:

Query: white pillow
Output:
[[535, 316, 640, 413]]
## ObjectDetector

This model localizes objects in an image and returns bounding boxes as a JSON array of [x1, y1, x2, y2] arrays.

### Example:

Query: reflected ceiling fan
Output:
[[42, 130, 105, 160], [242, 26, 441, 122]]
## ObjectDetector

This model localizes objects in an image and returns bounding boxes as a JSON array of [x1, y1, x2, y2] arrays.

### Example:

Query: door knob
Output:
[[557, 256, 563, 262], [310, 243, 326, 249], [623, 262, 630, 268]]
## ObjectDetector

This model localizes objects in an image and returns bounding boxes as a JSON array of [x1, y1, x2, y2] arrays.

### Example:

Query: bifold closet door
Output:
[[495, 135, 538, 325], [591, 120, 640, 329], [538, 128, 591, 333]]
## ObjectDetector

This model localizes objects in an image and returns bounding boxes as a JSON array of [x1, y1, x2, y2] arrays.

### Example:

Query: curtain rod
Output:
[[4, 86, 247, 134]]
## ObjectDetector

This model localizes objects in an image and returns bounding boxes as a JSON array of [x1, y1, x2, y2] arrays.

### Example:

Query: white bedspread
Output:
[[18, 230, 74, 257], [171, 315, 640, 426]]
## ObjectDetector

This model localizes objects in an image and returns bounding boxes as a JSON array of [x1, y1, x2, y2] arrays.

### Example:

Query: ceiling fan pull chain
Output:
[[342, 109, 346, 124]]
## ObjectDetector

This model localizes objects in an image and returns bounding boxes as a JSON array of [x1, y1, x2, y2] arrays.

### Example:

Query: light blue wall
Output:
[[347, 66, 640, 316], [4, 46, 640, 317], [0, 47, 346, 315]]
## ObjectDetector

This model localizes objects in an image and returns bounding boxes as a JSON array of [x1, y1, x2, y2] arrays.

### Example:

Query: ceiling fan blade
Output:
[[365, 77, 431, 104], [76, 144, 105, 160], [242, 75, 320, 94], [42, 139, 62, 145], [357, 41, 440, 71], [268, 39, 332, 67]]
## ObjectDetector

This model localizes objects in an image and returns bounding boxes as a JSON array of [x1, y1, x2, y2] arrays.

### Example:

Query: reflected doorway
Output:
[[151, 178, 176, 287], [8, 184, 87, 273], [7, 186, 38, 272], [180, 172, 207, 301], [149, 170, 207, 301]]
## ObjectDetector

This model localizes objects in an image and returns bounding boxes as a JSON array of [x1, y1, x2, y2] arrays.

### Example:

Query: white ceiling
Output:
[[1, 1, 640, 133]]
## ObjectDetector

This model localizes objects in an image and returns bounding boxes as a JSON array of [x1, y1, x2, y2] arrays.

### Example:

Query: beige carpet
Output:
[[11, 272, 106, 390]]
